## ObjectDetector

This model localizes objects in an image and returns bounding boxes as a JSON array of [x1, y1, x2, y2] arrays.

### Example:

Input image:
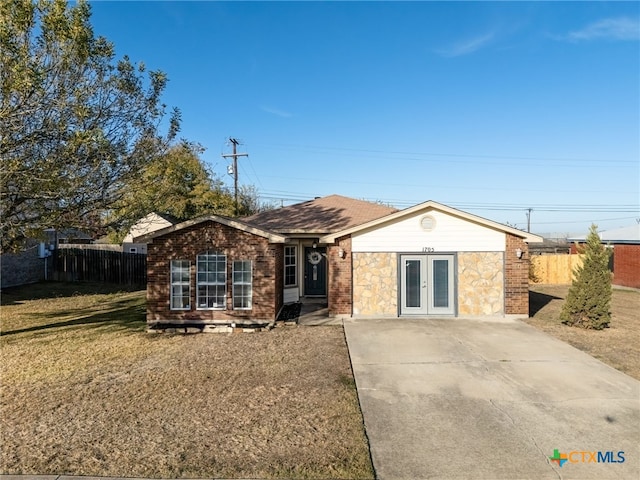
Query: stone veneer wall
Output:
[[352, 252, 397, 316], [457, 252, 504, 316]]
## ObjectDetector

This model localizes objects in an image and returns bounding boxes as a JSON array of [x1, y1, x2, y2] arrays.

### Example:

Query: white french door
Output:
[[400, 254, 455, 316]]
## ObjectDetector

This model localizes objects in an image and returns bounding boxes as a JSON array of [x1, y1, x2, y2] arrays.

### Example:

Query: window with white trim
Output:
[[233, 260, 252, 309], [170, 260, 190, 310], [197, 251, 226, 309], [284, 245, 297, 287]]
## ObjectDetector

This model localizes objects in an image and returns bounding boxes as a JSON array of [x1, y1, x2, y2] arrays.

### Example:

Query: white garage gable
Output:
[[351, 208, 506, 253]]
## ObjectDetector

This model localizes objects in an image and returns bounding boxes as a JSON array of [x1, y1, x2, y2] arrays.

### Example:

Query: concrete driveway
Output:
[[344, 318, 639, 480]]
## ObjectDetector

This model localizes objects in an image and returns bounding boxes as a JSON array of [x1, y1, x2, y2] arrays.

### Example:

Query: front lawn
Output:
[[0, 282, 373, 479], [527, 285, 640, 380]]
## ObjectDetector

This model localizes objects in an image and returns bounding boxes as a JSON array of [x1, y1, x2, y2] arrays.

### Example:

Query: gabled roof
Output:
[[320, 200, 544, 243], [569, 224, 640, 244], [133, 215, 288, 244], [244, 194, 398, 235], [123, 212, 179, 243]]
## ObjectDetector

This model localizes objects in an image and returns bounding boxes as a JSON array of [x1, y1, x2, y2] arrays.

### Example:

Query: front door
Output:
[[400, 254, 455, 315], [304, 247, 327, 296]]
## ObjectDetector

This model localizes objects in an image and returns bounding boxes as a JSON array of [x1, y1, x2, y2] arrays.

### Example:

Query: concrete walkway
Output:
[[344, 317, 640, 480]]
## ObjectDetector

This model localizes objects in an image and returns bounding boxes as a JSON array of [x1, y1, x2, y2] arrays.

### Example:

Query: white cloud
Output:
[[435, 32, 495, 58], [260, 105, 293, 118], [566, 17, 640, 42]]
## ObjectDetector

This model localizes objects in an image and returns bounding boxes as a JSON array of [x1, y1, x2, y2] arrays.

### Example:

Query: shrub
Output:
[[560, 224, 612, 329], [529, 260, 540, 283]]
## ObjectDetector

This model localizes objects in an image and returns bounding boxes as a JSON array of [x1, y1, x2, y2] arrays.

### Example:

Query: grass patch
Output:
[[527, 285, 640, 380], [1, 282, 374, 479]]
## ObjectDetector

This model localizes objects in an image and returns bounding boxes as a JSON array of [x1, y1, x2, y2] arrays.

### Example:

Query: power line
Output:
[[254, 142, 638, 167], [256, 173, 638, 196], [256, 190, 638, 214], [525, 216, 639, 226]]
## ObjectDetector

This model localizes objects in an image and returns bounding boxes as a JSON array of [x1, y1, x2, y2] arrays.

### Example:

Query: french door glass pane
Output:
[[433, 259, 449, 308], [405, 260, 421, 308]]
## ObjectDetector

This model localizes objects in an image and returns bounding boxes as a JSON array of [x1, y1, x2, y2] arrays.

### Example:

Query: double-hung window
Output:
[[197, 251, 226, 309], [170, 260, 190, 310], [233, 260, 252, 309], [284, 245, 297, 287]]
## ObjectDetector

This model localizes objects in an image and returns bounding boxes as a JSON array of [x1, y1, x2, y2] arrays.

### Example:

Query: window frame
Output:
[[170, 260, 191, 311], [232, 260, 253, 310], [196, 251, 227, 310], [284, 245, 297, 287]]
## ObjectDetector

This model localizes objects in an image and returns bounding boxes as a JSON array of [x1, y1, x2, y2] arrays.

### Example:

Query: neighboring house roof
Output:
[[321, 200, 544, 243], [568, 224, 640, 245], [123, 212, 179, 243], [133, 215, 288, 244], [244, 194, 398, 235]]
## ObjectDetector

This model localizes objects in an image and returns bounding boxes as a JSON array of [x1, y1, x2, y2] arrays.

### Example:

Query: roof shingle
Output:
[[244, 194, 397, 234]]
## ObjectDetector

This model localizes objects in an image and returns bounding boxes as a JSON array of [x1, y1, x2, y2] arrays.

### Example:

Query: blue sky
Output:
[[87, 1, 639, 236]]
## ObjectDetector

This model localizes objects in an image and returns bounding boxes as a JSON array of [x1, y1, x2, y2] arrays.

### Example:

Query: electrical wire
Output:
[[252, 142, 638, 168]]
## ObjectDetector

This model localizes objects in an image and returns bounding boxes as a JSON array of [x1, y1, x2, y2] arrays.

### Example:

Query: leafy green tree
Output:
[[0, 0, 179, 252], [108, 141, 236, 239], [560, 224, 612, 329], [237, 184, 277, 217]]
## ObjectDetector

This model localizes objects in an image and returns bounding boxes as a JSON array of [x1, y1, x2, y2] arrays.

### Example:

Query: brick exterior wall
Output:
[[612, 244, 640, 288], [504, 234, 529, 315], [328, 235, 352, 316], [570, 242, 638, 288], [1, 244, 48, 288], [147, 220, 283, 324]]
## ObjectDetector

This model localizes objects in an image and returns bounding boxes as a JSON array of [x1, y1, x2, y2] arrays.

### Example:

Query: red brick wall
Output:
[[569, 242, 638, 288], [328, 235, 352, 316], [273, 242, 284, 316], [505, 234, 530, 315], [612, 244, 640, 288], [147, 220, 282, 324]]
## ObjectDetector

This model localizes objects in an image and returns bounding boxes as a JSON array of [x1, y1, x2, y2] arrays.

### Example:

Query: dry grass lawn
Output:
[[0, 282, 374, 479], [527, 285, 640, 380]]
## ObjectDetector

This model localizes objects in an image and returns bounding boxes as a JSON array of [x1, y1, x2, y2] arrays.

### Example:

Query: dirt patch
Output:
[[0, 282, 373, 479], [526, 285, 640, 380]]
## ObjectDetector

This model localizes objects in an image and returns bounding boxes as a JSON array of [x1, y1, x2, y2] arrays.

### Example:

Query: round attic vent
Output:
[[420, 215, 436, 231]]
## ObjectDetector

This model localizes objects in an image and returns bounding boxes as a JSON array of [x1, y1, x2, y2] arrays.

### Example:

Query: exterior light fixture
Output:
[[312, 241, 318, 249], [515, 248, 523, 259], [338, 248, 345, 258]]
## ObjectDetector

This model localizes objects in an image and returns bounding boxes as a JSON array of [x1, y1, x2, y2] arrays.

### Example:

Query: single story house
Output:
[[569, 224, 640, 289], [122, 212, 178, 254], [0, 228, 79, 288], [135, 195, 542, 329]]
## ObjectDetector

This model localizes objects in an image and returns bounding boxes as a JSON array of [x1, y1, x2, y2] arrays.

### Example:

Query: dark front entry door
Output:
[[304, 247, 327, 296]]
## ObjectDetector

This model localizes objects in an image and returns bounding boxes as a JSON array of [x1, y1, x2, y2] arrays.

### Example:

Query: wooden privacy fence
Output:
[[530, 254, 584, 285], [53, 247, 147, 285]]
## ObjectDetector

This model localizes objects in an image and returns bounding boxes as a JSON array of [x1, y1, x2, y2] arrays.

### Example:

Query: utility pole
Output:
[[526, 208, 533, 233], [222, 138, 248, 216]]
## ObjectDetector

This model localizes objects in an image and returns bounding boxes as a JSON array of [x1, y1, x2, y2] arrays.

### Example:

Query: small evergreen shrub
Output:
[[529, 260, 540, 283], [560, 224, 612, 329]]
